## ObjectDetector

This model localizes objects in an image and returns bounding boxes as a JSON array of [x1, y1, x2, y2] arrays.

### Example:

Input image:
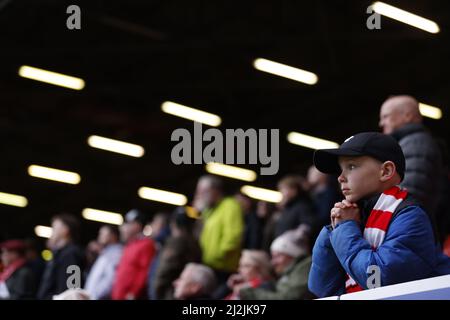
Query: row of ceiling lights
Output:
[[4, 2, 444, 236]]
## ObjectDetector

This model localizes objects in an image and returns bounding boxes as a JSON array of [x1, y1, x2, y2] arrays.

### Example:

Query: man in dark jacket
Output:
[[275, 175, 317, 238], [37, 213, 84, 299], [379, 95, 444, 222], [0, 240, 36, 299], [235, 192, 263, 250]]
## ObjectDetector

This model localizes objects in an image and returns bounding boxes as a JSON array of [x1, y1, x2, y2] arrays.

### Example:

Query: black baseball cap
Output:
[[313, 132, 405, 180]]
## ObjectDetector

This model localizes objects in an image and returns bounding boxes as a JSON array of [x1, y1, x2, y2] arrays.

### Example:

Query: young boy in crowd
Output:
[[308, 132, 450, 298]]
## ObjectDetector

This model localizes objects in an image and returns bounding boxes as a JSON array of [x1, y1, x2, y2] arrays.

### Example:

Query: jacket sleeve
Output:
[[399, 133, 442, 211], [308, 226, 346, 298], [219, 199, 244, 258], [95, 248, 123, 299], [126, 241, 155, 299], [330, 206, 438, 289]]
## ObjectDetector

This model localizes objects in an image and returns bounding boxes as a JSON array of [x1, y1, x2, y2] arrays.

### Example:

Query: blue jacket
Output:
[[308, 205, 450, 298]]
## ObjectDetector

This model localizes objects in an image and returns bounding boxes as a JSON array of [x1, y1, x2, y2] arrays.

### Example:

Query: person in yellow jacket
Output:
[[193, 175, 244, 285]]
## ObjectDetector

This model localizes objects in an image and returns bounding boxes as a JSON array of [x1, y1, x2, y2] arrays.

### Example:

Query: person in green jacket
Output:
[[238, 225, 313, 300], [193, 175, 244, 283]]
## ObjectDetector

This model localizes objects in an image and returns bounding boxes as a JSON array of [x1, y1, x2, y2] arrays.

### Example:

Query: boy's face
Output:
[[337, 156, 384, 202]]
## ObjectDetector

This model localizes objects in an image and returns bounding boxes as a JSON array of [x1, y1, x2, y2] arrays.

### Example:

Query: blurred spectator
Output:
[[84, 225, 123, 300], [151, 207, 201, 300], [112, 209, 155, 300], [193, 175, 244, 284], [145, 212, 171, 299], [257, 201, 280, 253], [223, 250, 274, 300], [84, 240, 102, 278], [0, 240, 36, 299], [173, 263, 216, 300], [434, 143, 450, 245], [37, 213, 84, 299], [379, 95, 445, 241], [307, 166, 341, 228], [24, 239, 46, 291], [275, 175, 317, 238], [239, 225, 313, 300], [235, 193, 263, 250], [145, 212, 171, 248]]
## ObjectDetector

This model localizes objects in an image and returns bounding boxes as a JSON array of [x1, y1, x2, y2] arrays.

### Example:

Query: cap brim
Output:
[[313, 148, 363, 174]]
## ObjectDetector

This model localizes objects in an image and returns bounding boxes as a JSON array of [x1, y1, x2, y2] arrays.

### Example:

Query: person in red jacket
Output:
[[112, 209, 155, 300]]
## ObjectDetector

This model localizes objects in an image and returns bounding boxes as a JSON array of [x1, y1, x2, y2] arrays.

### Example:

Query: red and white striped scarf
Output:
[[345, 186, 408, 293]]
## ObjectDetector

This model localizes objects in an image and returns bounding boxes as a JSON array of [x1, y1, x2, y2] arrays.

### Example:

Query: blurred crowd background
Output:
[[1, 0, 450, 300]]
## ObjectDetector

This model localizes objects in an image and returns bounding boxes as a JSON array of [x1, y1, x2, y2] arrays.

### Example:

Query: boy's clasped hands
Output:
[[331, 200, 361, 229]]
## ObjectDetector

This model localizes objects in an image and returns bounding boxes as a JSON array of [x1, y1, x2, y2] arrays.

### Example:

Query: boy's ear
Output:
[[380, 161, 396, 182]]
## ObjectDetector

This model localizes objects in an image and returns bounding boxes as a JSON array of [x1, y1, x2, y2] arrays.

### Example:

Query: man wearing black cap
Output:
[[0, 240, 36, 299], [308, 132, 450, 298], [111, 209, 156, 300]]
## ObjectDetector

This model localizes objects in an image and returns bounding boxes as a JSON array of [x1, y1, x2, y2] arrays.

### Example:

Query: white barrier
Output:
[[318, 275, 450, 300]]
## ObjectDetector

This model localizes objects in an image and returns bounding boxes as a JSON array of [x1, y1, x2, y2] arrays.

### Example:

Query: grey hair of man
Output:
[[185, 263, 217, 296]]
